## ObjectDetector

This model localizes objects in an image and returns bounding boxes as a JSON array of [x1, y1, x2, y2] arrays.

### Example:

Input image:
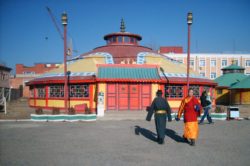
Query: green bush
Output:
[[35, 107, 43, 115], [52, 107, 60, 115], [68, 107, 76, 115], [215, 105, 227, 113]]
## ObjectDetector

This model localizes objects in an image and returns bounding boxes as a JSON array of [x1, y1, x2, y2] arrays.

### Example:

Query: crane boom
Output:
[[46, 6, 64, 40]]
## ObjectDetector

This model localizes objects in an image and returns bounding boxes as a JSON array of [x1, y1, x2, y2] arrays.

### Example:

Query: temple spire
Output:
[[120, 18, 126, 32]]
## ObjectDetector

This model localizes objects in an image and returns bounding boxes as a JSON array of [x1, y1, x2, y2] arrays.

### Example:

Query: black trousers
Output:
[[155, 114, 167, 139]]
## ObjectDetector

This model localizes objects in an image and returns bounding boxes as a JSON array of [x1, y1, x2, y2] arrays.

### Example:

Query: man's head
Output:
[[156, 90, 163, 97], [188, 88, 194, 97]]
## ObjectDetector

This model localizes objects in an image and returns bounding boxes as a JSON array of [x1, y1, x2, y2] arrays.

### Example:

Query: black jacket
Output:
[[200, 95, 211, 107], [146, 96, 172, 121]]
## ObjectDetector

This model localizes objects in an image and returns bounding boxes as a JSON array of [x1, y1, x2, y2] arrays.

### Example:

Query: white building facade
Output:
[[163, 53, 250, 79]]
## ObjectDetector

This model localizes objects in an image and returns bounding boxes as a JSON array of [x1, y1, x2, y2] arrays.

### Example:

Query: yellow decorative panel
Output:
[[233, 92, 241, 104], [48, 100, 64, 108], [36, 99, 46, 107], [151, 83, 159, 101], [242, 91, 250, 104], [168, 100, 182, 108]]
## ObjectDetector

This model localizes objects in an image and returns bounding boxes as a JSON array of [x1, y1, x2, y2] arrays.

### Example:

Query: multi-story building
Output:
[[11, 63, 60, 97], [0, 64, 11, 109], [159, 47, 250, 79]]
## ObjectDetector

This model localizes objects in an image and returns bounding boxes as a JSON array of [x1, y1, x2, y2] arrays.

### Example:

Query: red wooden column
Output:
[[34, 85, 36, 107], [45, 85, 48, 107], [89, 84, 94, 113]]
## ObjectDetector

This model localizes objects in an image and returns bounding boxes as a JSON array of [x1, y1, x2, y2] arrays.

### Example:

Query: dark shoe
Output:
[[209, 122, 214, 124], [158, 138, 165, 144], [182, 135, 188, 143], [190, 139, 195, 146], [198, 122, 204, 125]]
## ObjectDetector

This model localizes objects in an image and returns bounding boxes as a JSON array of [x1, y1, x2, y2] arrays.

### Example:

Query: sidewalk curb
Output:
[[0, 119, 31, 122]]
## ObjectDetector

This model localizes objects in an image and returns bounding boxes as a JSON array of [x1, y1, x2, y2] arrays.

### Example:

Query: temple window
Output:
[[165, 85, 183, 98], [70, 84, 89, 98], [131, 37, 135, 43], [36, 86, 45, 98], [112, 36, 116, 42], [124, 36, 130, 43], [118, 36, 123, 43], [49, 85, 64, 98]]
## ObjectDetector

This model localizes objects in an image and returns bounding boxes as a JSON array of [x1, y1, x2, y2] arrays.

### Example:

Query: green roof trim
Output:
[[230, 76, 250, 89], [222, 64, 245, 70], [214, 73, 247, 87], [98, 67, 160, 80]]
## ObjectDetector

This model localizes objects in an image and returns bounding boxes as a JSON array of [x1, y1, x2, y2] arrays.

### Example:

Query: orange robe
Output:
[[178, 96, 201, 140]]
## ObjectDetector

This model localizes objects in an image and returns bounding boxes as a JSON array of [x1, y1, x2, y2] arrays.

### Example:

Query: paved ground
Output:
[[0, 120, 249, 166]]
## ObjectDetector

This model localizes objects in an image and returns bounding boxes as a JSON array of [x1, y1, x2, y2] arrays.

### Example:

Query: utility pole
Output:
[[62, 12, 68, 112]]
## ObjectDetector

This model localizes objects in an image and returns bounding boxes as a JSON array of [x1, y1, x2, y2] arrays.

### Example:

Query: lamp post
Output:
[[62, 12, 68, 112], [186, 12, 193, 93]]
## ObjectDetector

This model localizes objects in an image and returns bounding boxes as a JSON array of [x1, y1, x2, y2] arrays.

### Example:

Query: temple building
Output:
[[215, 63, 250, 105], [27, 20, 216, 113]]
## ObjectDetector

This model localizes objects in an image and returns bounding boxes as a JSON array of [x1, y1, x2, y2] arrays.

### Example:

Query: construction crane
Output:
[[46, 6, 64, 40], [46, 6, 78, 56]]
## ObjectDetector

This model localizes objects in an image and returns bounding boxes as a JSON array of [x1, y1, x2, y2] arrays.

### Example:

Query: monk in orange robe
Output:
[[176, 88, 202, 146]]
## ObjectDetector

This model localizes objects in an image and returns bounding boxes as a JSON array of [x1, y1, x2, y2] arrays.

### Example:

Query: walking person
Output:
[[199, 91, 213, 124], [176, 88, 202, 146], [147, 90, 172, 144]]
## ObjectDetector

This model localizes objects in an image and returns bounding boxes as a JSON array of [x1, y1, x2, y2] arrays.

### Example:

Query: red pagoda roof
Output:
[[80, 45, 156, 64]]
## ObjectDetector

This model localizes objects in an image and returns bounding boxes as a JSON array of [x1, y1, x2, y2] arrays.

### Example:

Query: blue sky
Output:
[[0, 0, 250, 72]]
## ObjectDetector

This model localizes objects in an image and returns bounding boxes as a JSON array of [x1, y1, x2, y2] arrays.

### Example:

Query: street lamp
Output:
[[186, 12, 193, 93], [62, 12, 68, 112]]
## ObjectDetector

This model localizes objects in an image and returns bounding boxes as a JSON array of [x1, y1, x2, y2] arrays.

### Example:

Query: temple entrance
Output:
[[107, 83, 151, 111]]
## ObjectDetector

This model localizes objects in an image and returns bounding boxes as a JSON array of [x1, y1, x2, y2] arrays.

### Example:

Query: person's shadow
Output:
[[134, 126, 158, 142], [165, 128, 187, 143]]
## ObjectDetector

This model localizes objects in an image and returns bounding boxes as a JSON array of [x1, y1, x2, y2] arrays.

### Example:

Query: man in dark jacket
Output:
[[147, 90, 172, 144], [199, 91, 213, 124]]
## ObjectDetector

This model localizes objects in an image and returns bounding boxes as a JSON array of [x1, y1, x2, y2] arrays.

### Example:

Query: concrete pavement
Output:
[[0, 120, 249, 166]]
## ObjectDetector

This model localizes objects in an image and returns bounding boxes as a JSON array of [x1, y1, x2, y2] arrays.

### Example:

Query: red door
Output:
[[107, 84, 117, 110], [141, 84, 151, 110], [107, 83, 151, 111], [118, 84, 129, 110], [129, 84, 140, 110]]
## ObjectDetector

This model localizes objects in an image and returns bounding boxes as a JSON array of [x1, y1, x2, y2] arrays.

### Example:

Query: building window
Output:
[[210, 72, 216, 79], [112, 36, 116, 42], [190, 60, 194, 66], [165, 85, 183, 98], [199, 60, 205, 67], [245, 60, 250, 67], [70, 84, 89, 98], [178, 59, 183, 63], [23, 71, 35, 75], [118, 36, 123, 43], [124, 36, 130, 43], [211, 60, 216, 67], [190, 85, 200, 98], [49, 85, 64, 98], [222, 60, 227, 67], [234, 60, 238, 65], [217, 89, 222, 94], [200, 72, 205, 77], [36, 86, 45, 98]]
